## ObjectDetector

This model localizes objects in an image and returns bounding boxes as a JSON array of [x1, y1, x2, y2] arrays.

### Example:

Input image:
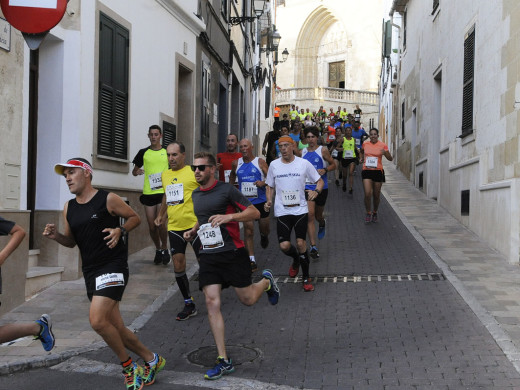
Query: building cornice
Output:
[[390, 0, 409, 16], [155, 0, 206, 35]]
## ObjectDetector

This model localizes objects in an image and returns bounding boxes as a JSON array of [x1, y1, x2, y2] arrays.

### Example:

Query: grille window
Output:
[[461, 27, 475, 136]]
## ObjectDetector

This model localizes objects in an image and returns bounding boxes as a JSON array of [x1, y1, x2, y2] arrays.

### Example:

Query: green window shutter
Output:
[[98, 13, 129, 159]]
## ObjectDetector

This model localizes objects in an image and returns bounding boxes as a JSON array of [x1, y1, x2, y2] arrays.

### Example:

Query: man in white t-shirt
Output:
[[265, 136, 324, 292]]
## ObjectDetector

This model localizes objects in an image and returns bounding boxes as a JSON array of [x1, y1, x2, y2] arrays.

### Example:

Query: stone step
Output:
[[28, 249, 40, 269], [25, 266, 64, 300]]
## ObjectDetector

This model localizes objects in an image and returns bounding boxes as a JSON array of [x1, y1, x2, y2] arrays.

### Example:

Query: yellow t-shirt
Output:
[[161, 166, 199, 231]]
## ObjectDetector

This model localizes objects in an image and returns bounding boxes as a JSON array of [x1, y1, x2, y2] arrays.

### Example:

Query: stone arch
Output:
[[294, 6, 338, 88]]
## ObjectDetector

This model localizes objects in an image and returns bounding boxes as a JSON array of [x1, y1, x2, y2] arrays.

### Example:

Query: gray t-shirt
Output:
[[192, 181, 251, 254]]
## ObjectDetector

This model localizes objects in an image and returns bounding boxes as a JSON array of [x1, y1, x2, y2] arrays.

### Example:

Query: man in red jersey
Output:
[[217, 134, 242, 184]]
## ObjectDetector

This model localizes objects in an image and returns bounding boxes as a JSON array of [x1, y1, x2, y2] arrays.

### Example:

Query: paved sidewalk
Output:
[[0, 246, 199, 374], [382, 161, 520, 371], [1, 160, 520, 388]]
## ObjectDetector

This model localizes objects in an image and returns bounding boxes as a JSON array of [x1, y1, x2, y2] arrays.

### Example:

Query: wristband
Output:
[[118, 226, 127, 236]]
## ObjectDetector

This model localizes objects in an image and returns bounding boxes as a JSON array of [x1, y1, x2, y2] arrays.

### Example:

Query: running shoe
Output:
[[142, 354, 166, 386], [365, 213, 372, 223], [250, 260, 258, 273], [176, 302, 197, 321], [162, 249, 171, 265], [303, 279, 315, 292], [35, 314, 55, 351], [262, 269, 280, 305], [123, 362, 144, 390], [371, 212, 378, 223], [348, 188, 353, 194], [317, 221, 326, 240], [204, 356, 235, 380], [309, 246, 320, 259], [335, 180, 340, 186], [260, 234, 269, 249], [153, 249, 162, 265], [342, 185, 346, 192], [289, 263, 299, 277]]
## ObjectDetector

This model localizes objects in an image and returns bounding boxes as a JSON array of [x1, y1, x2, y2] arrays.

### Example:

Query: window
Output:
[[403, 11, 407, 51], [401, 101, 405, 139], [162, 121, 176, 149], [221, 0, 228, 21], [369, 118, 374, 129], [328, 61, 345, 88], [461, 26, 475, 136], [432, 0, 439, 14], [97, 13, 129, 159], [201, 62, 211, 146], [461, 190, 470, 215]]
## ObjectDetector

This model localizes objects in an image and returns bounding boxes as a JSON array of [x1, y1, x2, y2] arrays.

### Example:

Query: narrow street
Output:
[[2, 164, 519, 389]]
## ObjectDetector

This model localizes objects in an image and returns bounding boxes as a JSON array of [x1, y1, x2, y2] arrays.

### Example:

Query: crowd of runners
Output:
[[0, 105, 392, 389]]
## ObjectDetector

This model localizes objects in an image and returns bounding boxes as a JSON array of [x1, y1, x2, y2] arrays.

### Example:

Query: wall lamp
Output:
[[260, 28, 281, 53], [230, 0, 266, 26], [274, 48, 289, 65]]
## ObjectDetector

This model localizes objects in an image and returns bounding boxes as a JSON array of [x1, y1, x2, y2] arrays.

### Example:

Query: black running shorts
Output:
[[198, 248, 252, 290], [305, 188, 328, 207], [341, 158, 357, 168], [254, 202, 270, 219], [168, 229, 201, 257], [139, 193, 164, 207], [362, 169, 386, 183], [83, 263, 129, 302], [276, 213, 308, 243]]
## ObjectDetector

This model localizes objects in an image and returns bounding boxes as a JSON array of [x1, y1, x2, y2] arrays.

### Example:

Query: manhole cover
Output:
[[187, 345, 260, 367]]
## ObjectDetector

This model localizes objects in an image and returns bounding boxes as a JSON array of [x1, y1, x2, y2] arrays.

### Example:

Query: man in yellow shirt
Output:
[[155, 142, 201, 321]]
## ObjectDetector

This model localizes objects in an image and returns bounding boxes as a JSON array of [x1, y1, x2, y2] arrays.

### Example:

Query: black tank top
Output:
[[67, 190, 127, 272]]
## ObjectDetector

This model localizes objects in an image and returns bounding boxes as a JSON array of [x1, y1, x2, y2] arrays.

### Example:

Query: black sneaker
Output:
[[260, 234, 269, 249], [153, 250, 163, 265], [335, 180, 340, 186], [176, 302, 197, 321], [309, 246, 320, 259], [348, 188, 353, 194], [162, 249, 171, 265]]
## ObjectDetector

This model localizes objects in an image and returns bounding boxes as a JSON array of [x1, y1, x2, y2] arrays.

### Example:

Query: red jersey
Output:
[[217, 152, 242, 182]]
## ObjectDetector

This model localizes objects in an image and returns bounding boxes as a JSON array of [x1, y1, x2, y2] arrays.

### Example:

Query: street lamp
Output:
[[274, 48, 289, 65], [230, 0, 266, 25]]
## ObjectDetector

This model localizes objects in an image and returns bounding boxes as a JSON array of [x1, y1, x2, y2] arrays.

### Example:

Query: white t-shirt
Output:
[[265, 156, 322, 217]]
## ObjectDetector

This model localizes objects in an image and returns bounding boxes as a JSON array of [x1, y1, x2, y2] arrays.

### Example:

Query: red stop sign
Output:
[[0, 0, 67, 34]]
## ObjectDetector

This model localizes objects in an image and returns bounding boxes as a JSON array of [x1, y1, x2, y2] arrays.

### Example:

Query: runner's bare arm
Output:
[[104, 193, 140, 249], [229, 160, 238, 186], [0, 224, 25, 266], [208, 204, 260, 226]]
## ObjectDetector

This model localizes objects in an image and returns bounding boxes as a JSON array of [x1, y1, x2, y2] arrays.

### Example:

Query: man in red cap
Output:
[[44, 158, 165, 389]]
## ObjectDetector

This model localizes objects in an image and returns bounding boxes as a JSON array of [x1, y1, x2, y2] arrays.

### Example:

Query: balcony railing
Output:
[[275, 87, 379, 106]]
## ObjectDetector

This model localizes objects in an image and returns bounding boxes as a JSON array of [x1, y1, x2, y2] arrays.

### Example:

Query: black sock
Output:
[[299, 251, 310, 279], [283, 245, 300, 266], [175, 272, 191, 301]]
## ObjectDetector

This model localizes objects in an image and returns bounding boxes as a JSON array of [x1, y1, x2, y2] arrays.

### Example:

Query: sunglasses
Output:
[[190, 164, 213, 171]]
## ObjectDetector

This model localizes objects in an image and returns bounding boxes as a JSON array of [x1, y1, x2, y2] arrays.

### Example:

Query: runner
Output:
[[132, 125, 169, 265], [265, 136, 324, 292], [337, 126, 359, 194], [360, 128, 393, 223], [0, 217, 54, 351], [229, 139, 270, 272], [154, 142, 201, 321], [301, 127, 336, 259], [217, 134, 242, 184], [351, 120, 369, 175], [44, 158, 165, 389], [183, 151, 279, 380]]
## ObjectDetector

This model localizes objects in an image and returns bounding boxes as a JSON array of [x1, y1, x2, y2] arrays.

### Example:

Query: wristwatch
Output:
[[118, 226, 127, 236]]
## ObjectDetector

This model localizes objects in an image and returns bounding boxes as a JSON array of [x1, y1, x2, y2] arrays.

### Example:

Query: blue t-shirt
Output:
[[236, 157, 266, 205], [302, 146, 328, 190], [351, 128, 368, 148]]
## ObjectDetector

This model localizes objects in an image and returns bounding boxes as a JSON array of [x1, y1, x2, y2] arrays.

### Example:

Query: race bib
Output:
[[198, 223, 224, 250], [355, 138, 361, 147], [343, 150, 354, 158], [166, 183, 184, 205], [148, 172, 163, 191], [331, 150, 338, 158], [282, 190, 300, 207], [95, 273, 125, 291], [328, 134, 336, 141], [241, 182, 258, 198], [366, 157, 378, 168], [224, 170, 231, 183]]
